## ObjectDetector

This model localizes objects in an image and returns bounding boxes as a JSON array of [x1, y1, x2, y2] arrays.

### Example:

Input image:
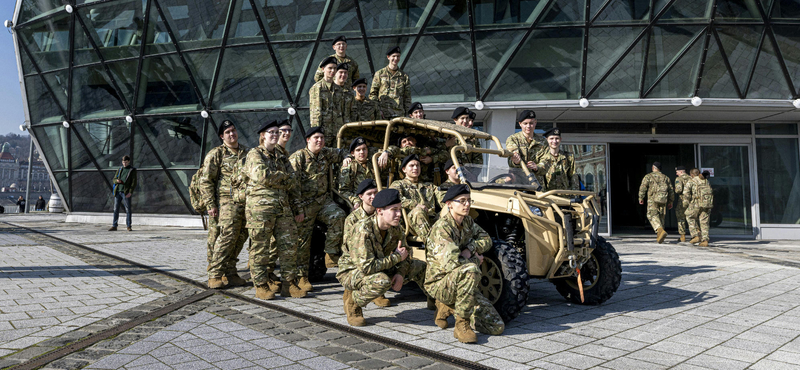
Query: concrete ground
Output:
[[1, 213, 800, 370]]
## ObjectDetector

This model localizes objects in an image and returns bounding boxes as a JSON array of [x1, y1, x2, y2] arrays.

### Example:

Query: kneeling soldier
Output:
[[337, 189, 427, 326], [426, 184, 505, 343]]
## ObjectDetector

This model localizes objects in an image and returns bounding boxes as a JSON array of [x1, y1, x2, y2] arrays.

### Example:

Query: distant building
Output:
[[0, 142, 51, 193]]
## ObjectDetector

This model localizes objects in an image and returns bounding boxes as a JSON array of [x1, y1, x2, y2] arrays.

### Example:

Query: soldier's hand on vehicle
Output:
[[639, 200, 644, 205], [420, 156, 432, 164], [391, 274, 404, 291], [209, 208, 219, 218], [295, 213, 305, 223], [342, 157, 352, 167], [511, 152, 521, 164], [526, 161, 538, 171], [395, 242, 408, 261], [378, 152, 389, 168]]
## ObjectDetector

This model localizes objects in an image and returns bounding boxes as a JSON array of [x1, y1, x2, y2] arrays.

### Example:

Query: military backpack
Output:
[[189, 167, 206, 213], [651, 173, 671, 204], [696, 179, 714, 208]]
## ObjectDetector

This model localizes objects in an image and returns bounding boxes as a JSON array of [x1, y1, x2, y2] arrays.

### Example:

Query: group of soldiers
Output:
[[639, 163, 715, 246]]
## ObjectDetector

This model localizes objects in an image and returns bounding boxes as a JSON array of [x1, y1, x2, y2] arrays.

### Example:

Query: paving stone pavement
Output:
[[2, 213, 800, 369]]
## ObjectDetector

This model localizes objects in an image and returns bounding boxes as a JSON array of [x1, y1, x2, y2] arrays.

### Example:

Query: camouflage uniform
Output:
[[244, 146, 303, 285], [638, 171, 675, 233], [389, 178, 438, 237], [387, 145, 434, 183], [339, 87, 354, 135], [425, 211, 504, 335], [505, 132, 544, 181], [339, 159, 374, 207], [309, 80, 348, 145], [532, 150, 579, 191], [201, 144, 250, 280], [314, 54, 360, 89], [289, 147, 348, 272], [343, 205, 371, 250], [337, 215, 427, 308], [674, 173, 692, 236], [436, 180, 459, 208], [350, 97, 382, 122], [684, 177, 713, 242], [369, 66, 411, 119]]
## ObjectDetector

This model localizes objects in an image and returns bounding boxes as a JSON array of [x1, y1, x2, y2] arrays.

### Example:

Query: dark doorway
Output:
[[609, 144, 695, 235]]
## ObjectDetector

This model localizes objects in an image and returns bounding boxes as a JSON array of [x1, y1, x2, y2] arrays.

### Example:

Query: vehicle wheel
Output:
[[308, 224, 327, 282], [480, 239, 529, 322], [710, 210, 723, 227], [552, 237, 621, 305]]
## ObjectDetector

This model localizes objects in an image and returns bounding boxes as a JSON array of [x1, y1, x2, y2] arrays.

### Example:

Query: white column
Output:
[[483, 109, 517, 175]]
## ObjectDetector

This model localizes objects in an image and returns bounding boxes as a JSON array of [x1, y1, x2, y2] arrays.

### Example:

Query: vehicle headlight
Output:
[[529, 206, 543, 217]]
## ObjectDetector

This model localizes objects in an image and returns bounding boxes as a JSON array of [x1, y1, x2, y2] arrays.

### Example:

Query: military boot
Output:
[[699, 241, 709, 247], [224, 274, 248, 287], [679, 234, 686, 243], [325, 253, 340, 268], [434, 301, 454, 329], [281, 280, 307, 298], [343, 290, 366, 326], [208, 277, 226, 289], [453, 315, 477, 343], [372, 294, 390, 307], [427, 296, 436, 311], [267, 273, 282, 293], [298, 277, 313, 293], [689, 236, 700, 244], [656, 228, 667, 244], [255, 285, 275, 300]]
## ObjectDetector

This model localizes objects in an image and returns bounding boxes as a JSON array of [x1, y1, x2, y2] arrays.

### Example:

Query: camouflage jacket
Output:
[[200, 144, 249, 209], [243, 146, 302, 226], [276, 145, 292, 157], [505, 131, 545, 168], [436, 180, 459, 207], [369, 66, 411, 119], [674, 173, 692, 200], [288, 147, 348, 207], [339, 159, 374, 207], [343, 205, 372, 251], [638, 171, 674, 205], [314, 54, 360, 88], [338, 86, 354, 134], [337, 214, 411, 278], [350, 96, 382, 122], [424, 210, 491, 285], [684, 177, 714, 208], [309, 80, 347, 137], [387, 145, 434, 183], [533, 149, 578, 191], [389, 178, 437, 218]]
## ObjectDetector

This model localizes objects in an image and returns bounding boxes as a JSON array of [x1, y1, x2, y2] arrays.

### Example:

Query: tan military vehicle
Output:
[[324, 117, 621, 322]]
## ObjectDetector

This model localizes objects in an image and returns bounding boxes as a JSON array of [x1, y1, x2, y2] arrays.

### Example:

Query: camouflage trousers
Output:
[[646, 200, 667, 232], [206, 215, 220, 266], [685, 204, 711, 242], [296, 198, 345, 275], [337, 259, 427, 307], [425, 263, 505, 335], [675, 201, 689, 236], [248, 212, 299, 285], [207, 200, 248, 278], [408, 207, 434, 238]]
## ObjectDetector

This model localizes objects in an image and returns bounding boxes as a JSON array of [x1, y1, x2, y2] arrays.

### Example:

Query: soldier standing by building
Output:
[[389, 154, 438, 237], [244, 120, 306, 300], [313, 36, 360, 89], [684, 169, 714, 247], [370, 46, 411, 119], [350, 78, 381, 122], [638, 161, 674, 244], [425, 184, 505, 343], [289, 127, 348, 285], [408, 102, 424, 119], [310, 57, 347, 145], [532, 128, 578, 191], [506, 110, 544, 176], [337, 189, 427, 326], [334, 63, 353, 133], [674, 165, 692, 242], [201, 120, 249, 289]]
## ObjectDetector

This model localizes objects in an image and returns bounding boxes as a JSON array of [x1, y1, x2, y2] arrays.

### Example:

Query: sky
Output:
[[0, 2, 28, 137]]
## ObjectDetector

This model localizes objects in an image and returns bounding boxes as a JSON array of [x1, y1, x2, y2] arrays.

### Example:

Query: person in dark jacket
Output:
[[16, 196, 26, 213], [109, 155, 137, 231], [35, 196, 46, 211]]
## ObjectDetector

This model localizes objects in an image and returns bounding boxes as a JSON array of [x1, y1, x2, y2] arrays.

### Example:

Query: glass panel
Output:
[[73, 14, 101, 66], [227, 0, 265, 46], [40, 69, 69, 114], [360, 0, 432, 36], [138, 115, 204, 167], [212, 44, 286, 110], [210, 112, 289, 150], [132, 170, 190, 213], [486, 28, 583, 101], [716, 0, 762, 19], [772, 26, 800, 97], [697, 36, 740, 98], [586, 27, 645, 93], [755, 123, 798, 135], [184, 49, 220, 105], [646, 31, 704, 98], [657, 0, 712, 21], [25, 75, 65, 125], [71, 64, 127, 119], [404, 33, 474, 103], [79, 0, 146, 61], [72, 120, 131, 170], [591, 36, 646, 99], [475, 30, 526, 97], [473, 0, 546, 29], [771, 0, 800, 19], [72, 171, 114, 212], [31, 125, 69, 171], [132, 122, 163, 169], [287, 114, 309, 153], [747, 37, 793, 99], [253, 0, 327, 41], [716, 26, 761, 93], [756, 138, 800, 224], [52, 171, 70, 209], [18, 0, 66, 23], [203, 119, 220, 155], [759, 0, 773, 13], [158, 0, 231, 50], [144, 0, 176, 54], [17, 14, 71, 72], [425, 1, 469, 32], [699, 145, 753, 235], [168, 169, 194, 209], [322, 0, 361, 39], [644, 26, 704, 95], [138, 53, 201, 113], [658, 123, 750, 134], [540, 0, 585, 25], [594, 0, 652, 24], [570, 143, 609, 234], [106, 60, 139, 110], [19, 41, 36, 75]]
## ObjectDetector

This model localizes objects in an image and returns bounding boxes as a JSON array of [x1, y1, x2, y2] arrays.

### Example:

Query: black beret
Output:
[[332, 35, 346, 45], [349, 137, 367, 152], [386, 46, 401, 56], [397, 134, 415, 147], [257, 120, 279, 134], [319, 56, 337, 68], [544, 128, 561, 138], [702, 170, 711, 178], [676, 165, 686, 171], [451, 107, 470, 120], [217, 120, 235, 136], [305, 126, 324, 139], [408, 102, 423, 115], [356, 179, 377, 196], [469, 111, 476, 120], [336, 63, 349, 71], [517, 110, 536, 122], [278, 119, 291, 128], [653, 161, 662, 170], [351, 78, 367, 88], [400, 154, 419, 169], [372, 189, 401, 208], [442, 184, 470, 203], [442, 158, 454, 172]]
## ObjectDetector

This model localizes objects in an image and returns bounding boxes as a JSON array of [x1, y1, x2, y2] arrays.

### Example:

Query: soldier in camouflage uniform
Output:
[[389, 155, 438, 237], [449, 107, 482, 181], [638, 161, 674, 244], [350, 78, 382, 122], [425, 184, 504, 343], [337, 189, 427, 326], [506, 110, 544, 181], [201, 120, 250, 289], [370, 46, 411, 119], [408, 102, 424, 119], [313, 36, 360, 89], [340, 137, 376, 207], [289, 127, 348, 288], [380, 134, 436, 183], [684, 169, 714, 247], [244, 120, 306, 300], [532, 128, 578, 192], [334, 63, 353, 134], [310, 56, 348, 146], [674, 166, 692, 242], [436, 159, 461, 207]]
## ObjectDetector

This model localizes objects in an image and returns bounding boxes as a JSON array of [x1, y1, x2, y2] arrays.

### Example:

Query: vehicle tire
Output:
[[710, 210, 723, 227], [480, 239, 530, 322], [308, 223, 327, 282], [552, 237, 621, 305]]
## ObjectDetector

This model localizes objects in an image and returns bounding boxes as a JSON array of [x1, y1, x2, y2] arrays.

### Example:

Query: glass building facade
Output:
[[12, 0, 800, 238]]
